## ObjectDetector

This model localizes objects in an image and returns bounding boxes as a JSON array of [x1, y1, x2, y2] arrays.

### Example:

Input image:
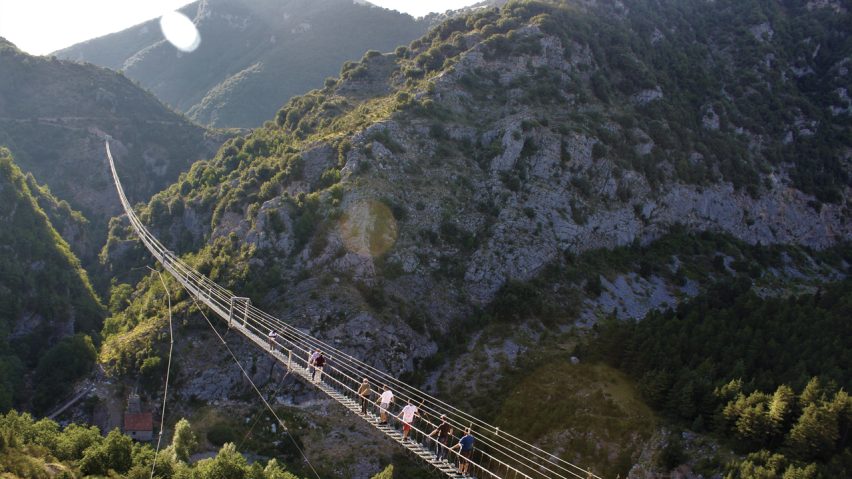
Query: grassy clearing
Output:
[[494, 361, 656, 478]]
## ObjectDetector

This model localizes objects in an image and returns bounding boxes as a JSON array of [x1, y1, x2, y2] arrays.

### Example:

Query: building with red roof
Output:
[[123, 392, 153, 442]]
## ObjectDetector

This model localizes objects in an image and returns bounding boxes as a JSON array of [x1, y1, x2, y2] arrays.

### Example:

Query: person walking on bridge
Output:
[[313, 351, 325, 383], [308, 348, 320, 378], [267, 330, 278, 352], [397, 401, 420, 441], [358, 378, 371, 415], [429, 414, 453, 461], [377, 385, 393, 425], [450, 428, 475, 476]]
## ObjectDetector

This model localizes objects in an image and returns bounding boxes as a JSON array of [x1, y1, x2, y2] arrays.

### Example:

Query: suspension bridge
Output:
[[107, 141, 603, 479]]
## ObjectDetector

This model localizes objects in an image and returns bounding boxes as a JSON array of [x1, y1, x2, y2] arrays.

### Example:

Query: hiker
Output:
[[377, 385, 393, 425], [397, 401, 419, 441], [308, 348, 320, 377], [450, 428, 475, 475], [358, 378, 371, 415], [267, 330, 277, 351], [429, 414, 453, 461], [313, 351, 325, 383]]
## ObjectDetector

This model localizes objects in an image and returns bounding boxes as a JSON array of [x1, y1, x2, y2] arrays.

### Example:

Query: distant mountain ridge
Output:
[[0, 38, 222, 231], [56, 0, 430, 128]]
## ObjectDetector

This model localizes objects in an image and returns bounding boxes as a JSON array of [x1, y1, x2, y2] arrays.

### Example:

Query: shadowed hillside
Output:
[[0, 37, 223, 230], [0, 149, 104, 413], [56, 0, 430, 128]]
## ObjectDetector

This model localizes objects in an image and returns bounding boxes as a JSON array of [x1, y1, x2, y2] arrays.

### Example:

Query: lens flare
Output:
[[339, 199, 398, 258], [160, 11, 200, 53]]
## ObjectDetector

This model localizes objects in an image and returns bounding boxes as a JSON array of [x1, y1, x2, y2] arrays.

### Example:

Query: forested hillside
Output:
[[0, 411, 314, 479], [56, 0, 429, 128], [49, 0, 852, 476], [588, 278, 852, 476], [0, 37, 222, 231], [0, 149, 104, 414]]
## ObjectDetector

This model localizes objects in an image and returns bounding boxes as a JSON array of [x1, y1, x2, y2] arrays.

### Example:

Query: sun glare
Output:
[[159, 10, 200, 53]]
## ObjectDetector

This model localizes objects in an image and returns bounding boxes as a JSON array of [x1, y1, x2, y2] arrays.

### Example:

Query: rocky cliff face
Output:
[[100, 1, 850, 476], [103, 0, 852, 379]]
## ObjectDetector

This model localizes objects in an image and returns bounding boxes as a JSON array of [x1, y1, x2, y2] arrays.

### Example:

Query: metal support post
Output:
[[242, 298, 251, 327], [229, 297, 250, 329], [228, 297, 236, 328]]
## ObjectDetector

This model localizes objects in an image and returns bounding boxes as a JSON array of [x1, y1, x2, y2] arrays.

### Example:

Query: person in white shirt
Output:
[[308, 349, 320, 378], [376, 385, 394, 425], [397, 401, 419, 441], [267, 330, 277, 351]]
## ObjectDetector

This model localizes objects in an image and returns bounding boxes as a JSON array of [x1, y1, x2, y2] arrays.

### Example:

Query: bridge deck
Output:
[[107, 140, 601, 479]]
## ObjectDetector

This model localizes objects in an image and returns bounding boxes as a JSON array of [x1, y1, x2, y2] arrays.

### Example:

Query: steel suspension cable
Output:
[[107, 140, 601, 479], [186, 290, 322, 479], [241, 303, 588, 479], [149, 267, 174, 479]]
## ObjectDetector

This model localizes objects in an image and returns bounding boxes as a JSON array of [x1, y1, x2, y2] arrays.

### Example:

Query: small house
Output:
[[123, 393, 153, 442]]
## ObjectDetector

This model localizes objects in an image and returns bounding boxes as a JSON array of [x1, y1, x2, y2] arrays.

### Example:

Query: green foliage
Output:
[[207, 422, 238, 447], [590, 279, 852, 474], [491, 280, 544, 322], [194, 442, 248, 479], [0, 150, 104, 411], [724, 450, 820, 479], [139, 355, 163, 390], [32, 334, 97, 413], [658, 435, 687, 470], [171, 418, 198, 463], [55, 423, 102, 461], [371, 465, 394, 479], [79, 428, 133, 476], [0, 411, 308, 478], [366, 128, 405, 154]]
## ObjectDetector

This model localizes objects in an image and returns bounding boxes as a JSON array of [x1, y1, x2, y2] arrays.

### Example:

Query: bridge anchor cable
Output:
[[107, 141, 603, 479]]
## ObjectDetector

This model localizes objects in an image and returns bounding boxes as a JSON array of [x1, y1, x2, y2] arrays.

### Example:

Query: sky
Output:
[[0, 0, 482, 56]]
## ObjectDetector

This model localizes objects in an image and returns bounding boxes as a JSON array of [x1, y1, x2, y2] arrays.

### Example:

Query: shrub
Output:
[[32, 334, 97, 413], [206, 423, 236, 447]]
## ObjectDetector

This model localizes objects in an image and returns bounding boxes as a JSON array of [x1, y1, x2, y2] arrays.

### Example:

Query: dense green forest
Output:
[[0, 149, 104, 413], [587, 279, 852, 476], [0, 412, 311, 479], [0, 410, 404, 479]]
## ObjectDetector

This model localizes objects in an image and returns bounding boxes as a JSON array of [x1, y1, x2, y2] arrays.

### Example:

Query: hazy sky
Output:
[[0, 0, 482, 56]]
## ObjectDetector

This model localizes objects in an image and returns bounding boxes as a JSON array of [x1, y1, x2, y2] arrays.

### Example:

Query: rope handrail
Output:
[[107, 141, 603, 479]]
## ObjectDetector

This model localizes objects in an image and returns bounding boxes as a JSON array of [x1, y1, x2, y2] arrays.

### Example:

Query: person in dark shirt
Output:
[[429, 414, 453, 461], [450, 428, 475, 475], [313, 351, 325, 383], [357, 378, 371, 415]]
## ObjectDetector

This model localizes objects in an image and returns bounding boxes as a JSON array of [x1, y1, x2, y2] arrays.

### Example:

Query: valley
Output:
[[1, 1, 850, 478]]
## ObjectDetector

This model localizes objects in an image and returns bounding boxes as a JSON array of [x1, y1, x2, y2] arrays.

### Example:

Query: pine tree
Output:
[[800, 378, 826, 407], [768, 385, 796, 440], [786, 403, 839, 461], [371, 465, 394, 479], [171, 418, 197, 463]]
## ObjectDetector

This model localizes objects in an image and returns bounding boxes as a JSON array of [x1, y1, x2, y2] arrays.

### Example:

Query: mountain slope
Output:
[[99, 0, 851, 476], [0, 37, 222, 229], [56, 0, 429, 128], [0, 149, 105, 412]]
